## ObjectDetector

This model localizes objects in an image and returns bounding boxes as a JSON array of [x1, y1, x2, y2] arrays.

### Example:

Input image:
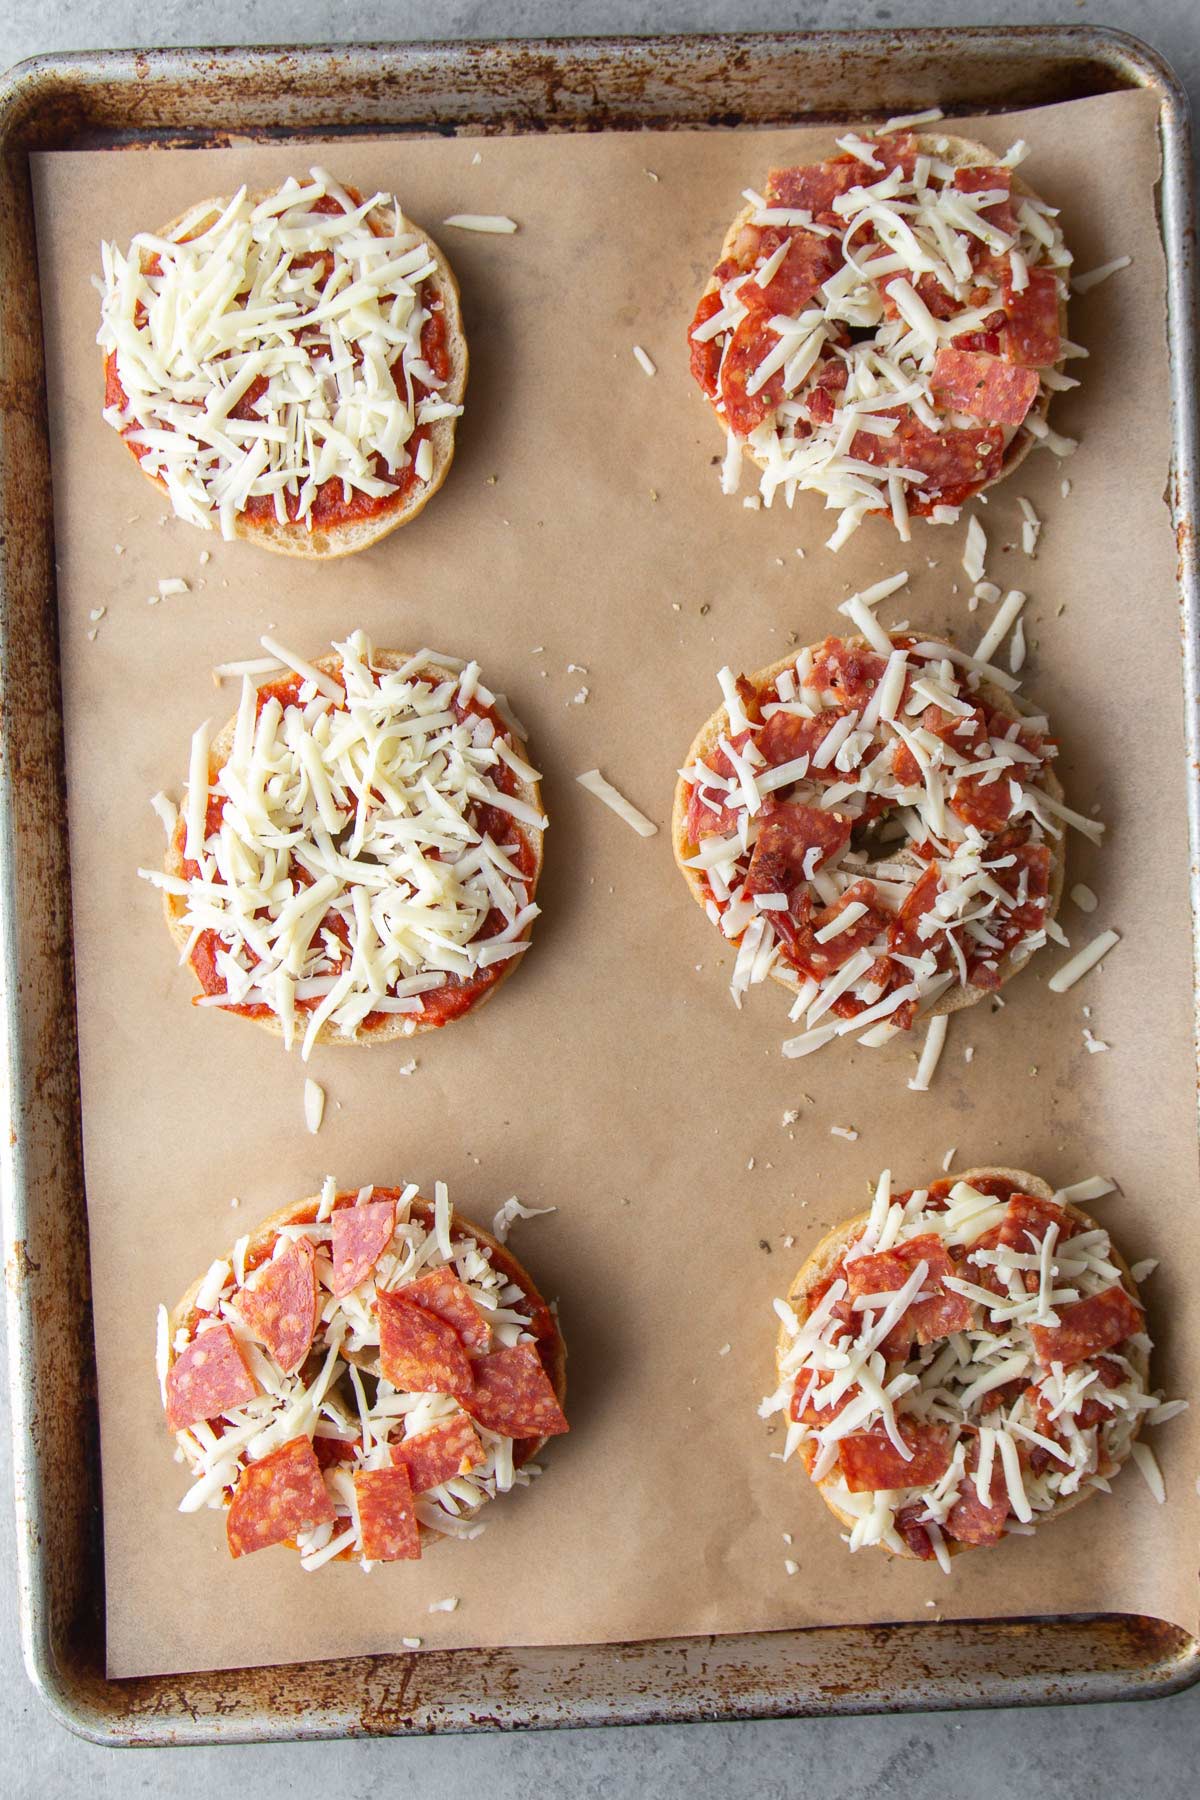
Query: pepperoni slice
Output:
[[377, 1290, 474, 1396], [776, 878, 889, 981], [330, 1198, 397, 1298], [851, 414, 1006, 512], [687, 290, 724, 397], [752, 230, 841, 318], [236, 1237, 319, 1375], [355, 1464, 421, 1562], [893, 1501, 937, 1560], [390, 1412, 486, 1491], [930, 347, 1040, 428], [952, 164, 1018, 238], [999, 1194, 1075, 1253], [789, 1368, 856, 1427], [165, 1322, 260, 1432], [718, 309, 787, 436], [1029, 1356, 1125, 1436], [685, 732, 754, 843], [401, 1265, 492, 1354], [838, 1420, 952, 1493], [1002, 266, 1061, 367], [944, 1439, 1010, 1546], [460, 1343, 568, 1439], [744, 802, 852, 895], [757, 708, 847, 773], [1029, 1286, 1143, 1368], [845, 1232, 973, 1356], [226, 1435, 335, 1558], [808, 637, 888, 706], [952, 767, 1015, 832], [766, 158, 861, 225], [887, 864, 942, 959]]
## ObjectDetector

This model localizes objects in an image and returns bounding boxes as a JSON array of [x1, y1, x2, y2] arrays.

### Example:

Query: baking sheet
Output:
[[30, 88, 1200, 1680]]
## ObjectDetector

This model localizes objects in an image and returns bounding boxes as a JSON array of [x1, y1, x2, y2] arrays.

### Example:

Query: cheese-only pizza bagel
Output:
[[141, 633, 545, 1057], [687, 127, 1073, 547], [764, 1167, 1181, 1565], [98, 167, 467, 557], [159, 1182, 568, 1566], [672, 629, 1093, 1056]]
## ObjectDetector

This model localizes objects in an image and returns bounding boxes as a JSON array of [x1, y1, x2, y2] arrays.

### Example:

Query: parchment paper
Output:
[[31, 88, 1200, 1680]]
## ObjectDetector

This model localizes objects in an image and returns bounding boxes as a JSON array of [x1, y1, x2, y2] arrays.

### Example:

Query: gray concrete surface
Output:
[[2, 2, 1198, 1793]]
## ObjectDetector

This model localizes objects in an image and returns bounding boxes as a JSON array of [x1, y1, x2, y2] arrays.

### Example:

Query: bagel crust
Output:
[[162, 1185, 568, 1565], [152, 639, 545, 1052], [98, 170, 467, 558], [687, 129, 1071, 547], [672, 632, 1067, 1047], [766, 1167, 1162, 1565]]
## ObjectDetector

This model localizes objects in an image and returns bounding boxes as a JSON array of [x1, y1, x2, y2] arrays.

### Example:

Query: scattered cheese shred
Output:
[[304, 1078, 325, 1135], [576, 769, 657, 837], [1048, 928, 1119, 994], [443, 214, 517, 233], [908, 1014, 948, 1092], [632, 345, 657, 377]]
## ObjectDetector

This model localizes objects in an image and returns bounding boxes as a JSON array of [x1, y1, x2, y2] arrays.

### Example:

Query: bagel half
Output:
[[164, 1185, 567, 1562], [672, 633, 1067, 1029], [690, 131, 1069, 531], [100, 175, 467, 559], [773, 1168, 1150, 1561], [157, 644, 545, 1048]]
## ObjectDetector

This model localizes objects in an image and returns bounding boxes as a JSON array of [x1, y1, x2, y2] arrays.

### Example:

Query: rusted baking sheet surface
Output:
[[0, 28, 1196, 1746]]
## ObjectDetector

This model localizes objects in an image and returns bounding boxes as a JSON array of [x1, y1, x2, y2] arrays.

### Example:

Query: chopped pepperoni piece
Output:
[[809, 637, 888, 706], [1029, 1356, 1125, 1436], [757, 707, 847, 773], [845, 1232, 972, 1356], [790, 1368, 856, 1427], [688, 290, 724, 397], [391, 1413, 486, 1491], [930, 347, 1040, 428], [1002, 266, 1060, 367], [852, 414, 1006, 512], [165, 1322, 260, 1432], [235, 1238, 319, 1375], [753, 230, 841, 317], [776, 878, 889, 981], [226, 1435, 335, 1558], [330, 1198, 396, 1298], [313, 1434, 360, 1469], [377, 1290, 475, 1396], [767, 158, 861, 224], [888, 864, 942, 959], [838, 1420, 952, 1493], [1029, 1287, 1144, 1369], [685, 732, 754, 843], [952, 164, 1018, 237], [460, 1343, 568, 1439], [952, 767, 1015, 832], [401, 1265, 492, 1355], [879, 270, 959, 323], [355, 1464, 422, 1562], [744, 801, 852, 897], [945, 1439, 1010, 1545], [893, 1502, 936, 1560], [719, 310, 787, 436], [999, 1193, 1075, 1253]]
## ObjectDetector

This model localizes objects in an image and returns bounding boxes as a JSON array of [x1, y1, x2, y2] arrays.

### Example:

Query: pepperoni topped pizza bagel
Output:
[[687, 125, 1073, 548], [763, 1168, 1182, 1566], [672, 629, 1097, 1057], [140, 632, 545, 1057], [97, 167, 466, 556], [159, 1182, 568, 1567]]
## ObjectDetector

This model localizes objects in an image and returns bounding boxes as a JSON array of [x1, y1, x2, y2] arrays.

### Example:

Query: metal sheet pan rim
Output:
[[0, 26, 1197, 1746]]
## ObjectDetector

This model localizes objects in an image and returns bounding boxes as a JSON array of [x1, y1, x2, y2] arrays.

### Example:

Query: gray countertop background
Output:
[[2, 1, 1197, 1792]]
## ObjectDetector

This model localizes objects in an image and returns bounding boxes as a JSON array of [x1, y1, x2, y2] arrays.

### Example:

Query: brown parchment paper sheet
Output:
[[31, 88, 1200, 1680]]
